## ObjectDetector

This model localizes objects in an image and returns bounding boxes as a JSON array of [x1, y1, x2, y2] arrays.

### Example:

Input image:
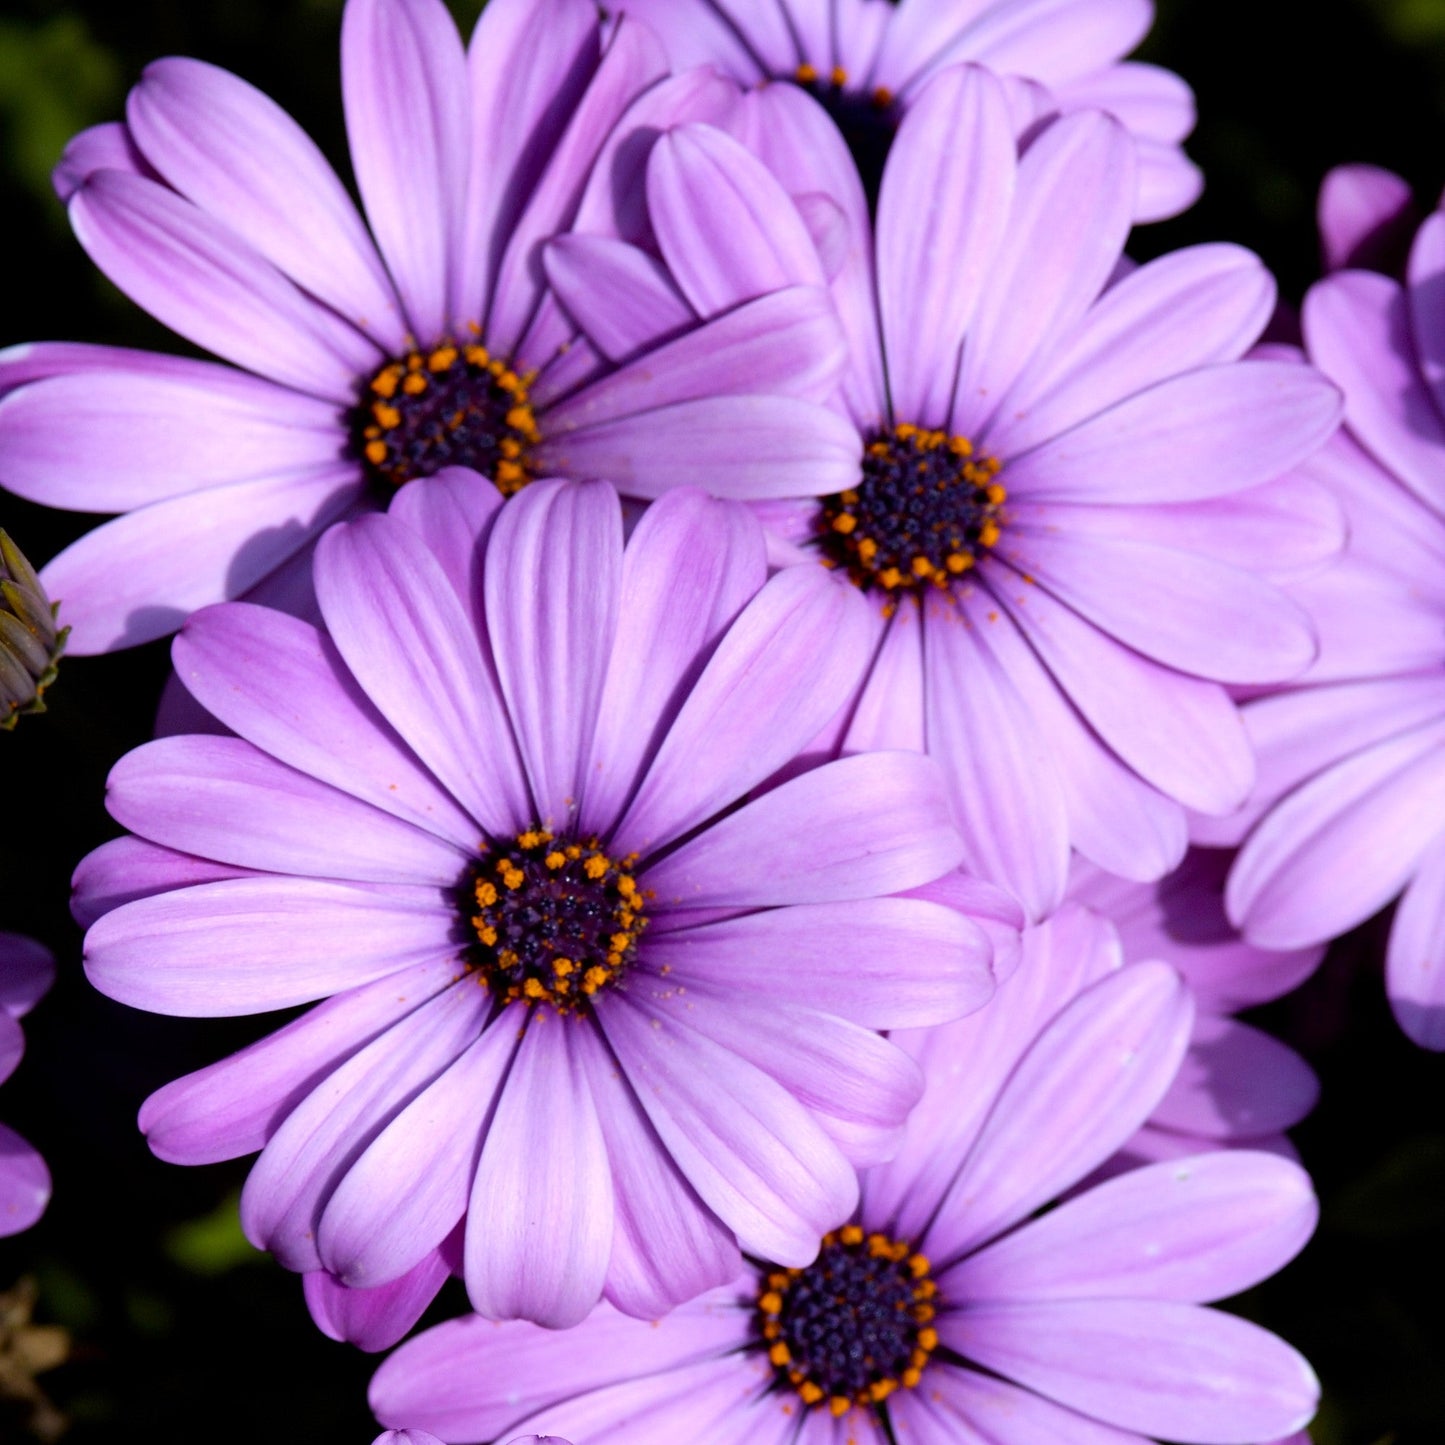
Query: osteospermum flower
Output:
[[0, 532, 66, 730], [0, 0, 855, 654], [554, 64, 1343, 919], [75, 475, 1001, 1333], [370, 962, 1319, 1445], [0, 931, 53, 1236], [1069, 852, 1321, 1167], [606, 0, 1200, 219], [1209, 186, 1445, 1048]]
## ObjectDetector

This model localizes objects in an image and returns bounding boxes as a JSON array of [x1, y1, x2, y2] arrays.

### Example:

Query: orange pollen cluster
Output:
[[757, 1224, 940, 1419], [466, 828, 649, 1014], [819, 423, 1005, 606], [357, 339, 541, 495], [793, 61, 893, 109]]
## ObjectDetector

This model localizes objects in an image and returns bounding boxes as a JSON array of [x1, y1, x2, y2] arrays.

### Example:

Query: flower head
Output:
[[0, 533, 65, 730], [2, 0, 853, 653], [370, 960, 1319, 1444], [76, 475, 1004, 1334], [554, 64, 1343, 920], [1213, 177, 1445, 1048], [0, 932, 53, 1236], [607, 0, 1201, 219]]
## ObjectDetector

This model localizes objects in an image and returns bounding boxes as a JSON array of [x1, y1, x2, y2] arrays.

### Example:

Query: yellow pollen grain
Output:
[[364, 440, 388, 465], [879, 566, 903, 589], [477, 925, 497, 946], [840, 1224, 864, 1246], [465, 344, 490, 366], [868, 1380, 897, 1403], [796, 62, 818, 83], [553, 957, 575, 977], [986, 482, 1006, 505], [909, 1254, 930, 1277], [769, 1343, 791, 1367], [522, 978, 546, 1000], [829, 65, 847, 87], [831, 513, 857, 535], [911, 555, 934, 578], [759, 1291, 783, 1314], [828, 1397, 851, 1418], [584, 855, 609, 881], [946, 552, 972, 574], [402, 371, 428, 396], [372, 403, 402, 429], [370, 368, 401, 398], [916, 1326, 939, 1351], [979, 519, 1001, 548], [799, 1382, 823, 1405], [901, 1367, 921, 1389], [500, 865, 525, 890], [873, 85, 893, 106], [544, 850, 567, 870], [428, 346, 458, 372]]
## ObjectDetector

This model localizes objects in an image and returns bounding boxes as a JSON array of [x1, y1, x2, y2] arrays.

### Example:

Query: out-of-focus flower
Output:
[[1070, 851, 1321, 1168], [370, 961, 1319, 1445], [1211, 188, 1445, 1047], [0, 1278, 70, 1445], [0, 931, 53, 1236], [0, 533, 65, 730], [76, 475, 1007, 1339], [555, 64, 1342, 920], [0, 0, 854, 654], [607, 0, 1201, 219], [1316, 163, 1419, 275]]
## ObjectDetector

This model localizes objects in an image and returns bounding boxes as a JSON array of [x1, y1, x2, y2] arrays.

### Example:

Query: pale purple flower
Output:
[[1210, 189, 1445, 1047], [370, 959, 1319, 1445], [75, 475, 1004, 1334], [554, 64, 1343, 920], [1316, 163, 1419, 276], [1069, 851, 1320, 1169], [606, 0, 1200, 220], [0, 931, 53, 1237], [0, 0, 854, 654]]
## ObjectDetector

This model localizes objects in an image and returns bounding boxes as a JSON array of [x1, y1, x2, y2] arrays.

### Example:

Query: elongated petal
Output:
[[342, 0, 468, 343], [878, 65, 1015, 421], [0, 1123, 49, 1237], [1152, 1016, 1319, 1138], [643, 751, 963, 908], [0, 367, 343, 511], [127, 56, 405, 348], [1003, 361, 1342, 504], [954, 111, 1135, 438], [369, 1295, 747, 1441], [568, 1024, 742, 1318], [928, 963, 1193, 1263], [1228, 718, 1445, 948], [107, 735, 468, 884], [139, 957, 459, 1163], [72, 837, 259, 929], [0, 934, 53, 1019], [70, 171, 379, 399], [545, 234, 693, 362], [991, 243, 1275, 458], [85, 877, 456, 1017], [954, 1150, 1315, 1305], [305, 1243, 452, 1353], [42, 466, 359, 654], [536, 394, 861, 500], [321, 1021, 518, 1287], [241, 981, 488, 1270], [466, 1020, 613, 1326], [1318, 163, 1417, 273], [482, 479, 620, 828], [316, 513, 530, 837], [601, 991, 856, 1265], [922, 594, 1070, 920], [644, 897, 993, 1030], [580, 489, 766, 835], [1000, 527, 1317, 684], [174, 603, 479, 849], [613, 564, 870, 855], [647, 123, 825, 317], [941, 1299, 1318, 1444], [1387, 834, 1445, 1048]]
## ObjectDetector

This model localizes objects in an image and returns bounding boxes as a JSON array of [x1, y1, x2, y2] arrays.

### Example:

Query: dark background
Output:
[[0, 0, 1442, 1439]]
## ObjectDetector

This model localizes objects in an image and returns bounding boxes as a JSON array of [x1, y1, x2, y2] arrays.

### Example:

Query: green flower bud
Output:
[[0, 532, 66, 730]]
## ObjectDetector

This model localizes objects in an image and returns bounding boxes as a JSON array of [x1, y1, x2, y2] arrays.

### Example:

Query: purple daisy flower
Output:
[[74, 474, 1002, 1331], [369, 960, 1319, 1445], [0, 0, 855, 654], [0, 931, 53, 1237], [605, 0, 1201, 220], [554, 64, 1343, 919], [1069, 852, 1320, 1169], [1208, 191, 1445, 1047]]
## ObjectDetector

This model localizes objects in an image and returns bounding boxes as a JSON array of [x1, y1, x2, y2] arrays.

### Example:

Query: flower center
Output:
[[757, 1225, 939, 1418], [464, 829, 647, 1012], [354, 340, 540, 495], [792, 64, 897, 206], [819, 424, 1005, 602]]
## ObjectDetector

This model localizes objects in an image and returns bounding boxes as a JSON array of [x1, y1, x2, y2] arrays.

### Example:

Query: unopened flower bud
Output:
[[0, 532, 66, 730]]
